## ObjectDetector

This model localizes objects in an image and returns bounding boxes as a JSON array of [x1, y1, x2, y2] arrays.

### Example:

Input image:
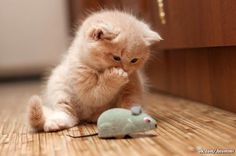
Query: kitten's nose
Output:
[[120, 64, 127, 72], [123, 68, 128, 72]]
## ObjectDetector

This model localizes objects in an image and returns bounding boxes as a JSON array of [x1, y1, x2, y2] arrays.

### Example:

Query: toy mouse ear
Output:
[[131, 106, 142, 115], [88, 22, 120, 41]]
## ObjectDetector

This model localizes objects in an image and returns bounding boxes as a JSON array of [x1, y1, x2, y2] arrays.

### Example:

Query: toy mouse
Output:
[[68, 106, 157, 139]]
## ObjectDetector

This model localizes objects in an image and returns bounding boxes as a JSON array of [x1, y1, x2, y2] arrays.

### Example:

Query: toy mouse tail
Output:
[[67, 133, 98, 138], [27, 95, 46, 131]]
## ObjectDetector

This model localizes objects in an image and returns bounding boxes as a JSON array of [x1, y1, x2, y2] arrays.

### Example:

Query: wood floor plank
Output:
[[0, 81, 235, 156]]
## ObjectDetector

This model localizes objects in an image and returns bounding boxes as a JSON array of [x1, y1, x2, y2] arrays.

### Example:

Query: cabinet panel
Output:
[[159, 0, 236, 49], [146, 47, 236, 113]]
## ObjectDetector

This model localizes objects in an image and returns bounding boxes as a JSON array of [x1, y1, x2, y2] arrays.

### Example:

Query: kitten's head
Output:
[[77, 11, 162, 74]]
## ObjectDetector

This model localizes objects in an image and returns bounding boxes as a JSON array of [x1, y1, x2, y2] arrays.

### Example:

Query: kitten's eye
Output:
[[113, 56, 121, 61], [130, 58, 138, 63]]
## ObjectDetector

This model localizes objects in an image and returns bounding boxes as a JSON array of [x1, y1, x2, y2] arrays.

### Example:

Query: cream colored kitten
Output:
[[28, 10, 162, 132]]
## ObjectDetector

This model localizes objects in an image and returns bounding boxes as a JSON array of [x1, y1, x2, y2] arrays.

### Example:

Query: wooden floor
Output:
[[0, 81, 235, 156]]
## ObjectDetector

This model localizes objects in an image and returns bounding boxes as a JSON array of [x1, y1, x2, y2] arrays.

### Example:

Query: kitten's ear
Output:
[[88, 23, 119, 41], [143, 29, 162, 46]]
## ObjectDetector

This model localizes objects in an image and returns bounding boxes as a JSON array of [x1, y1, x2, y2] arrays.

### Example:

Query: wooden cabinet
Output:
[[69, 0, 236, 112], [144, 0, 236, 112]]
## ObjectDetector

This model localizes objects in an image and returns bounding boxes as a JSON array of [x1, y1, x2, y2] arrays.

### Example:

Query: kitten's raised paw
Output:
[[113, 68, 128, 77], [108, 68, 129, 84]]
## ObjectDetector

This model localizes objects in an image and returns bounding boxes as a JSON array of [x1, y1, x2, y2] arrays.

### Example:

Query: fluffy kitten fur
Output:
[[28, 10, 162, 132]]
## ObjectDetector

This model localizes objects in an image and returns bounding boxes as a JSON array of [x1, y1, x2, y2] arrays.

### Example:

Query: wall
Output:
[[0, 0, 70, 77]]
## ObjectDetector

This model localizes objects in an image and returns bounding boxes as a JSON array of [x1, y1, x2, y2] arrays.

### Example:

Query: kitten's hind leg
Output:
[[28, 95, 78, 132], [44, 109, 78, 132], [44, 98, 78, 131]]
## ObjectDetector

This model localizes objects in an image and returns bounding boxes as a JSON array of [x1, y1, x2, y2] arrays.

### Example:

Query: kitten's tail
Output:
[[27, 95, 45, 131]]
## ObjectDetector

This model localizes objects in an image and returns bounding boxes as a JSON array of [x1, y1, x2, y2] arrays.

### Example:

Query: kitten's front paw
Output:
[[105, 68, 129, 85], [112, 68, 128, 77]]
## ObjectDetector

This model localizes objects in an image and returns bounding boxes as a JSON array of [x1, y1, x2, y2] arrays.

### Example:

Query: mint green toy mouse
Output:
[[98, 107, 157, 138], [68, 106, 157, 139]]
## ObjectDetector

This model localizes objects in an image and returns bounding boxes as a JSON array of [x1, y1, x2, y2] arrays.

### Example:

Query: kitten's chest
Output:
[[77, 93, 120, 122], [78, 101, 116, 122]]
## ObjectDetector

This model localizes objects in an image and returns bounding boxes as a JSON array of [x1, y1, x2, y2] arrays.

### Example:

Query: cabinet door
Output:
[[156, 0, 236, 49]]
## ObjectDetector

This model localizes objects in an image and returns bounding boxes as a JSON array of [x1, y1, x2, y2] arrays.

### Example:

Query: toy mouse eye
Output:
[[144, 117, 151, 123]]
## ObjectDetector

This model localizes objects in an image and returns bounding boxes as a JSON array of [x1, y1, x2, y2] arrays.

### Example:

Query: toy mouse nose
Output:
[[155, 124, 157, 128]]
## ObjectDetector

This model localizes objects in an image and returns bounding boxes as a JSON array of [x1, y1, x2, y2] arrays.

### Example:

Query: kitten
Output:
[[27, 10, 162, 132]]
